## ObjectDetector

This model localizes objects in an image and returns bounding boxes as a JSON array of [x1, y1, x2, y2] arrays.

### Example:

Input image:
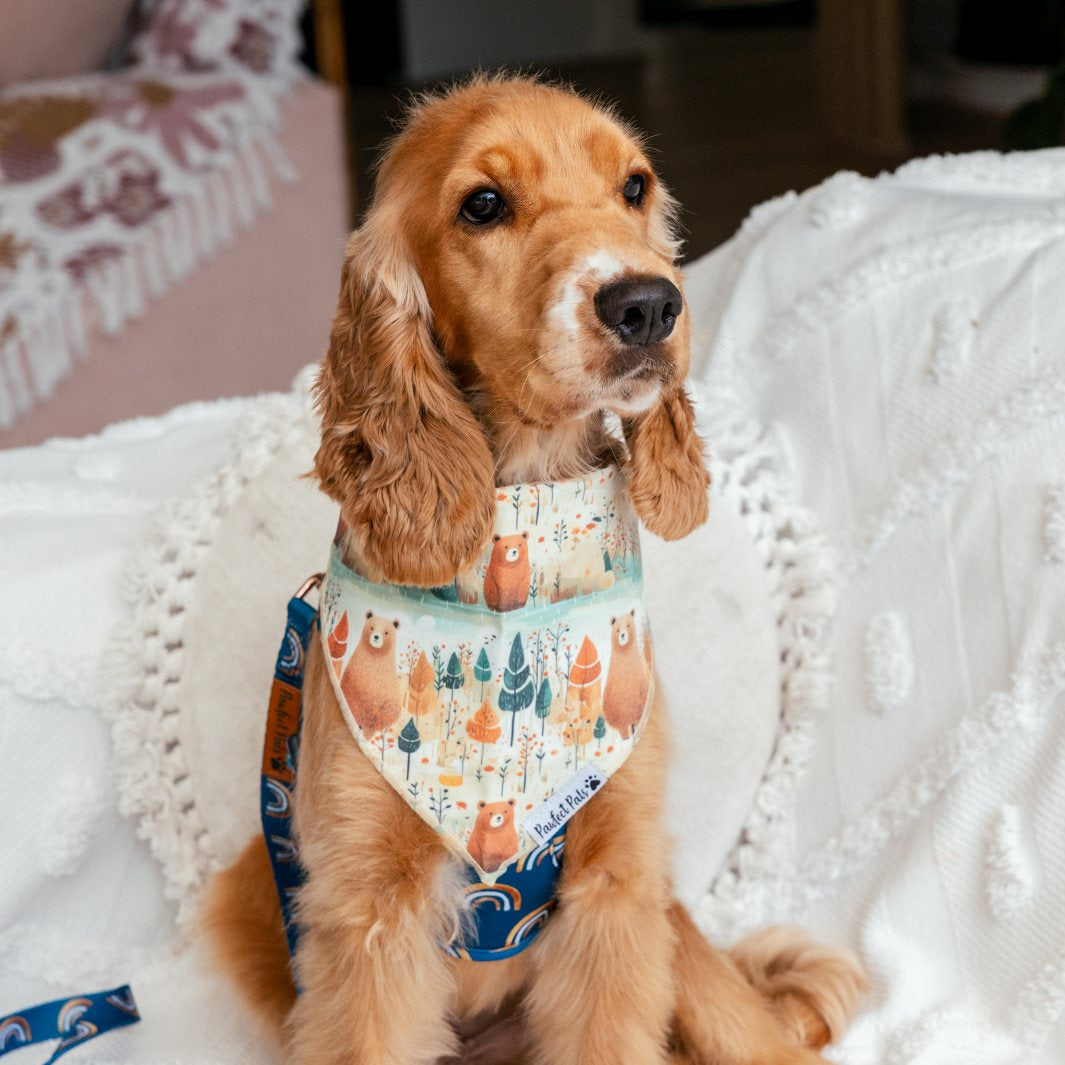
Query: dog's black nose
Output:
[[594, 277, 683, 346]]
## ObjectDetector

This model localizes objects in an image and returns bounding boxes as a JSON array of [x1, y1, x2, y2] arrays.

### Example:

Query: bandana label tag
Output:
[[524, 763, 606, 845]]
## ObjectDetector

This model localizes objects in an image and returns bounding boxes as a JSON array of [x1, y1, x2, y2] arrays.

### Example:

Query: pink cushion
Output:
[[0, 0, 134, 87]]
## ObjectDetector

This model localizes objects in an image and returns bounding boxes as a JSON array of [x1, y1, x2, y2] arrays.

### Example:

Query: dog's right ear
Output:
[[314, 215, 496, 586]]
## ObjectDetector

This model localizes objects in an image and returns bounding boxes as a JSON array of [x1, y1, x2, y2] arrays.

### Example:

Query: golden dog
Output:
[[206, 75, 865, 1064]]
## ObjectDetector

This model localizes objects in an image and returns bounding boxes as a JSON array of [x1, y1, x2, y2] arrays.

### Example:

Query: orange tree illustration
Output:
[[498, 633, 534, 744], [407, 650, 436, 718], [566, 636, 602, 759], [374, 729, 396, 768], [466, 699, 501, 766], [327, 611, 348, 669], [515, 726, 537, 793]]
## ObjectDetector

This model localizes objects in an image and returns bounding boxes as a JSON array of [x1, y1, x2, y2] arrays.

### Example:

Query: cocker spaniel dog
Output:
[[206, 75, 865, 1064]]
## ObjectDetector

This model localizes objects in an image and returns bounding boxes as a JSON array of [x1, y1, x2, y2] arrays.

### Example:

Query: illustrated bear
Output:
[[466, 798, 519, 873], [482, 531, 530, 612], [339, 610, 402, 735], [602, 609, 649, 739]]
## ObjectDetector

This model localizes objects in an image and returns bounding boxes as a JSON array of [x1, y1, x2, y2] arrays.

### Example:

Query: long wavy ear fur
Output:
[[313, 213, 496, 586], [623, 385, 710, 541]]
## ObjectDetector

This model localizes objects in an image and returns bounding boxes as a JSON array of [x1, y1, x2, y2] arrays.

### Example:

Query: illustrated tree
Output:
[[563, 715, 595, 759], [327, 611, 348, 673], [535, 677, 552, 735], [397, 717, 420, 779], [515, 727, 534, 793], [473, 646, 492, 701], [443, 651, 465, 739], [498, 756, 512, 797], [563, 640, 575, 703], [431, 646, 446, 697], [593, 714, 606, 750], [407, 650, 437, 719], [553, 518, 569, 552], [466, 699, 502, 765], [531, 628, 544, 687], [428, 786, 452, 825], [498, 633, 534, 745], [374, 730, 395, 768], [565, 636, 602, 759], [602, 549, 613, 573], [547, 621, 569, 676]]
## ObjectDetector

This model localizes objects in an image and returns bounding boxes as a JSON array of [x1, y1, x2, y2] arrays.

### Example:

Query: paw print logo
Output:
[[270, 756, 286, 773], [587, 774, 602, 792]]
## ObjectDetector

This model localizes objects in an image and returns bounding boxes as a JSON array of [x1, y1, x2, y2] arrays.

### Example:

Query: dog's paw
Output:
[[728, 927, 868, 1051], [623, 387, 710, 541]]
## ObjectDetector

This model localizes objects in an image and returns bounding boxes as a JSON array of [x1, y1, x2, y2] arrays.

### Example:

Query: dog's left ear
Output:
[[623, 385, 710, 541]]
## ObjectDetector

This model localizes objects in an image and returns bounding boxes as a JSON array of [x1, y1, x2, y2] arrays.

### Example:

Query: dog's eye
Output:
[[460, 189, 505, 225], [623, 173, 645, 207]]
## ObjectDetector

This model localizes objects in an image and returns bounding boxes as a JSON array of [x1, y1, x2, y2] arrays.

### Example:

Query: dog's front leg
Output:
[[287, 645, 461, 1065], [287, 898, 457, 1065], [524, 694, 675, 1065]]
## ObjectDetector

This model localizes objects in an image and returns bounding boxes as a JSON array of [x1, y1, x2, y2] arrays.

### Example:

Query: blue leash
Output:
[[260, 574, 321, 957], [0, 985, 139, 1062]]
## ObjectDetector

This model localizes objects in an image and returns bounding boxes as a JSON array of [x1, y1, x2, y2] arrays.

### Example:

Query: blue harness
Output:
[[262, 579, 565, 967]]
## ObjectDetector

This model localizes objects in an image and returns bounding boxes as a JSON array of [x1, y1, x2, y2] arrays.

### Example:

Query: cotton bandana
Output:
[[320, 466, 654, 883]]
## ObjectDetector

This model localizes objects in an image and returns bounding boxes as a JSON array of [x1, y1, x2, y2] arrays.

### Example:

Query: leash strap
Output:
[[261, 576, 321, 957], [0, 986, 139, 1062]]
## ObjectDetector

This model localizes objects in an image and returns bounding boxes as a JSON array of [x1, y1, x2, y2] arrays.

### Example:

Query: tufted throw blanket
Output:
[[685, 148, 1065, 1065], [0, 0, 304, 429]]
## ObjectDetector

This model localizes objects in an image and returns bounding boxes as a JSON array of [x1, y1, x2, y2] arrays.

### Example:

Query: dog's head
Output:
[[315, 76, 709, 587]]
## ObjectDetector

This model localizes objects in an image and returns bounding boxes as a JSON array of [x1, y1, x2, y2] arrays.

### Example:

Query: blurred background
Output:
[[332, 0, 1063, 255], [2, 0, 1064, 447]]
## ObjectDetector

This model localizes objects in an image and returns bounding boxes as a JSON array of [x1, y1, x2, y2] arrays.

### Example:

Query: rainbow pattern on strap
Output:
[[466, 883, 522, 912], [0, 1018, 30, 1051], [0, 985, 138, 1063], [446, 827, 566, 961]]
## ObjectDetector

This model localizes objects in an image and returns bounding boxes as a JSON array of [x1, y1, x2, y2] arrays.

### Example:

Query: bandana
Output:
[[319, 466, 653, 884]]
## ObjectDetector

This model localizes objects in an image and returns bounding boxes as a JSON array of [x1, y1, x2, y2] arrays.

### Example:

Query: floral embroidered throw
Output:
[[0, 0, 304, 428]]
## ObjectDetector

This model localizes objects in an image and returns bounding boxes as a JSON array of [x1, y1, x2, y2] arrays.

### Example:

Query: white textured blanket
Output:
[[686, 151, 1065, 1065], [1, 148, 1064, 1063]]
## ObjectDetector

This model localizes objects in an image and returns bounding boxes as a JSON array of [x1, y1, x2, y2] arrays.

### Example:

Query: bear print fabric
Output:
[[320, 466, 653, 883]]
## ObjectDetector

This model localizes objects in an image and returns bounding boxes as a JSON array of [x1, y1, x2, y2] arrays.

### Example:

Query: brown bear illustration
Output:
[[339, 610, 402, 735], [466, 799, 519, 873], [483, 531, 530, 612], [602, 609, 649, 739]]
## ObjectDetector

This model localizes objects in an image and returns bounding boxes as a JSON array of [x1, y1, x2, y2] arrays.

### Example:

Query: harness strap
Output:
[[260, 576, 321, 958], [0, 985, 139, 1062]]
